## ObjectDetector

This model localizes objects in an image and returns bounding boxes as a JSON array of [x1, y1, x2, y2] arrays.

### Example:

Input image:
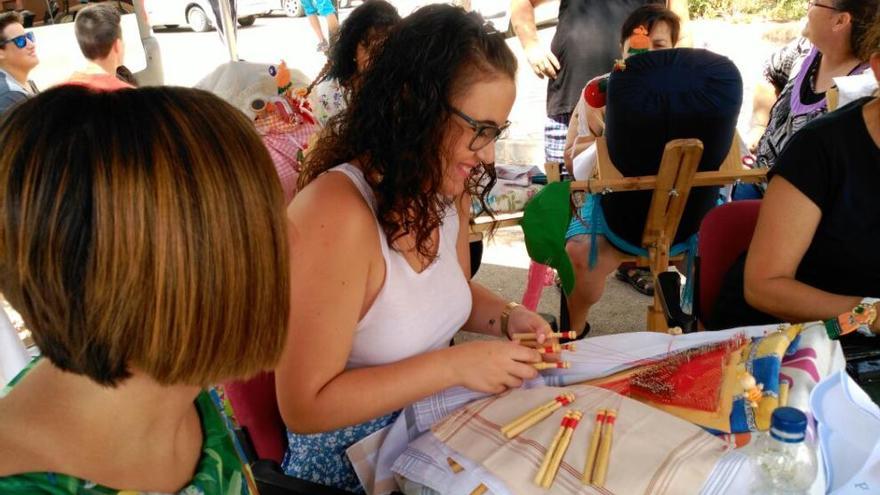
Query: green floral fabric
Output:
[[0, 360, 251, 495]]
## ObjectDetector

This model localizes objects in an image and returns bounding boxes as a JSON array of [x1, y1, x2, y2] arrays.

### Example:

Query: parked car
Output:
[[266, 0, 346, 18], [145, 0, 271, 32], [268, 0, 304, 17]]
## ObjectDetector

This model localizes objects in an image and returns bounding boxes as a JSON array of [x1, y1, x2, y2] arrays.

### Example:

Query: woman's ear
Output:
[[833, 11, 852, 33]]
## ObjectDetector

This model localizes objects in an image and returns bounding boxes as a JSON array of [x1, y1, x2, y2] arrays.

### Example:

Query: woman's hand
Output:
[[451, 341, 541, 394], [507, 305, 554, 341]]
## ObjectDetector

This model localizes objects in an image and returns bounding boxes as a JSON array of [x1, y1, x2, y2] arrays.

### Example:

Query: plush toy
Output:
[[259, 61, 317, 128]]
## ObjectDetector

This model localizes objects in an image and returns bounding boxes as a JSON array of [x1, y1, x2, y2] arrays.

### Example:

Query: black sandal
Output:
[[615, 268, 654, 296]]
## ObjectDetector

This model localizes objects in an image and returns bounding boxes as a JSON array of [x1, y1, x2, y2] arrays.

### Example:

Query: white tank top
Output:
[[328, 163, 472, 368]]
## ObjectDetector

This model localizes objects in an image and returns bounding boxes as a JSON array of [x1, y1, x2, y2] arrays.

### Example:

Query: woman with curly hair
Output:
[[307, 0, 400, 127], [276, 5, 553, 491]]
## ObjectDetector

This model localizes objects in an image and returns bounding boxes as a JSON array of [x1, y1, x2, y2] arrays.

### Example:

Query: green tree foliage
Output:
[[689, 0, 807, 20]]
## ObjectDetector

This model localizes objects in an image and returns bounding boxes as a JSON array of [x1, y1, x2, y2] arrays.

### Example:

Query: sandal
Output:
[[615, 268, 654, 296]]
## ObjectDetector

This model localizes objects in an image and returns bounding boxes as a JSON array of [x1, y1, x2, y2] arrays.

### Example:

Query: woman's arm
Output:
[[563, 111, 597, 177], [276, 179, 541, 433], [744, 176, 861, 322]]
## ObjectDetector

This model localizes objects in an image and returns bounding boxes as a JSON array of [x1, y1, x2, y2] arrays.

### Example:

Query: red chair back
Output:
[[223, 371, 287, 464], [698, 200, 761, 323]]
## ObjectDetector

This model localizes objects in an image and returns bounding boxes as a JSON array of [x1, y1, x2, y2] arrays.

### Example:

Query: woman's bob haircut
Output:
[[0, 85, 290, 387]]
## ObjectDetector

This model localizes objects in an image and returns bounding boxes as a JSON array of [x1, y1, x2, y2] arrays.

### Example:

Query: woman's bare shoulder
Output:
[[287, 170, 381, 258]]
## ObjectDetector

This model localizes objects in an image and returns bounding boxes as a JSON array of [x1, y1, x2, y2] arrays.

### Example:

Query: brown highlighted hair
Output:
[[620, 4, 681, 47], [75, 3, 122, 61], [0, 85, 290, 387], [0, 12, 23, 43], [300, 5, 516, 261]]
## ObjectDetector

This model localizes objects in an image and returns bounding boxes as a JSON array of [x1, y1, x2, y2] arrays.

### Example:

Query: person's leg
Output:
[[565, 234, 621, 334], [301, 0, 326, 48], [544, 113, 571, 164], [326, 13, 339, 39], [307, 15, 326, 44], [314, 0, 338, 43]]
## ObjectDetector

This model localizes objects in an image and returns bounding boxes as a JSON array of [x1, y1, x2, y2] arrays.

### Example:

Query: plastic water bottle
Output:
[[751, 407, 818, 494]]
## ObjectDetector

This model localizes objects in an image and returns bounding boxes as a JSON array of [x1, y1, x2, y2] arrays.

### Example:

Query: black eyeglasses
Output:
[[0, 32, 35, 49], [807, 0, 841, 11], [450, 107, 510, 151]]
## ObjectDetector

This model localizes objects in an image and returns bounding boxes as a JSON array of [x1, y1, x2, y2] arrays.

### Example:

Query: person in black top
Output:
[[510, 0, 689, 164], [709, 35, 880, 343]]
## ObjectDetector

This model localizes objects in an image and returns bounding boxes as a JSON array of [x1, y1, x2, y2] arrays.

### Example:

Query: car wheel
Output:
[[283, 0, 304, 17], [186, 5, 212, 32], [237, 15, 256, 26]]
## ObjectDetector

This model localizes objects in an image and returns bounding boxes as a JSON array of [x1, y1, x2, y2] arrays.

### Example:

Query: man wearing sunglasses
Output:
[[0, 12, 39, 116]]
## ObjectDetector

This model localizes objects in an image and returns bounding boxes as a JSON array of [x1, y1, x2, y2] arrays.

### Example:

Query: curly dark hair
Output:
[[307, 0, 400, 96], [300, 4, 516, 261]]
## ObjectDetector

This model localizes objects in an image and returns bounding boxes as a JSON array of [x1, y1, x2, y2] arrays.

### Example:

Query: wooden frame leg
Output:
[[646, 244, 671, 332]]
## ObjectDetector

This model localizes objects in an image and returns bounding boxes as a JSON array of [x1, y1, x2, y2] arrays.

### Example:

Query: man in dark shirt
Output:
[[510, 0, 690, 164], [0, 12, 39, 115]]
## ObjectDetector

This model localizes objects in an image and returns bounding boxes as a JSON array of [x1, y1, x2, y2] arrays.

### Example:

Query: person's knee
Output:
[[565, 237, 589, 272]]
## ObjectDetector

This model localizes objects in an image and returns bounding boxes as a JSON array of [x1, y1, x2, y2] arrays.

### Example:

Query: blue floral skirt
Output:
[[282, 411, 399, 493]]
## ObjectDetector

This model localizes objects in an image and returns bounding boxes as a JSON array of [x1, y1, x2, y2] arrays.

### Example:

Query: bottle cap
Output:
[[770, 407, 807, 443]]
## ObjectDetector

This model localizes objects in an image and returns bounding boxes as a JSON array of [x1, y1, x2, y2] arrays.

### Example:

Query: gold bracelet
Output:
[[500, 301, 520, 339]]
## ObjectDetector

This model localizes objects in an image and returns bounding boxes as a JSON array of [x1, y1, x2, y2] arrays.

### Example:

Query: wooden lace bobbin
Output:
[[513, 331, 578, 341], [447, 457, 464, 474], [537, 343, 562, 354], [502, 393, 575, 439], [542, 410, 584, 488], [469, 484, 488, 495], [592, 409, 617, 487], [534, 411, 575, 484], [533, 362, 571, 371], [582, 409, 607, 484], [779, 382, 790, 408]]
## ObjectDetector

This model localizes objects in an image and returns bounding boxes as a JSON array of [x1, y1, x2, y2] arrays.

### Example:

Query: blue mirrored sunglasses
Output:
[[1, 32, 35, 49]]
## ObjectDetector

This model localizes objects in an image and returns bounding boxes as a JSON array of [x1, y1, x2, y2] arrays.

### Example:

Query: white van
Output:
[[145, 0, 271, 32]]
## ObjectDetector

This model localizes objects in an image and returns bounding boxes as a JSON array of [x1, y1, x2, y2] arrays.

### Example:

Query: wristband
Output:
[[823, 298, 878, 340], [500, 301, 520, 339], [857, 298, 879, 338]]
